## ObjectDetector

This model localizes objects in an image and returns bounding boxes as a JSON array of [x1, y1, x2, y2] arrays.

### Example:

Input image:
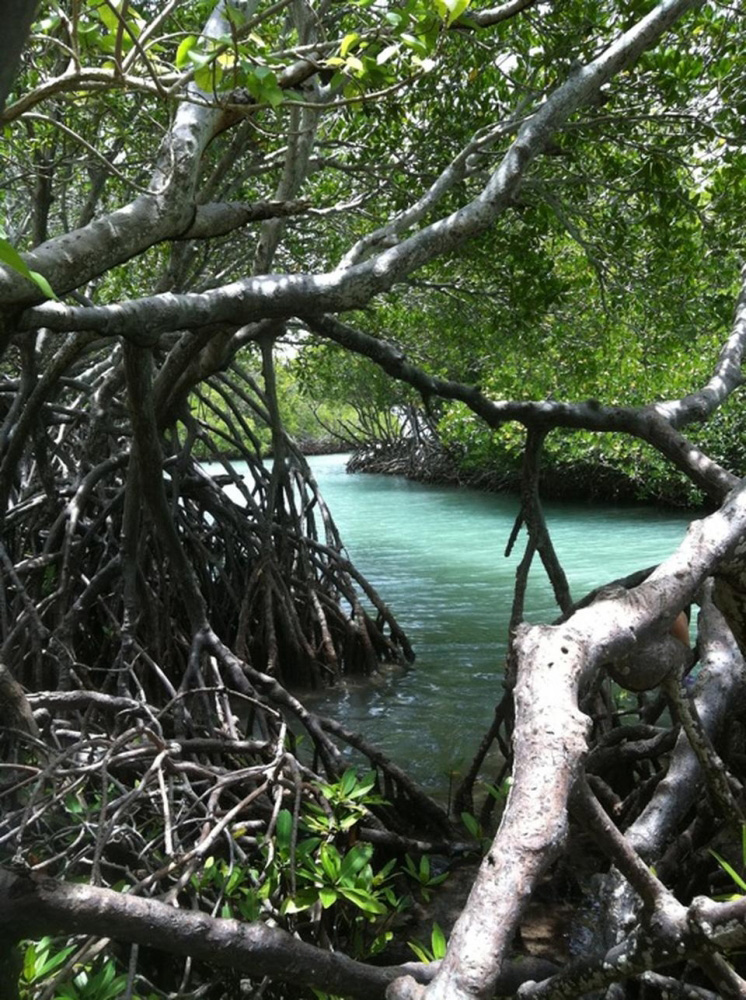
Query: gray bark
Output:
[[12, 0, 704, 331], [388, 483, 746, 1000], [0, 868, 558, 1000]]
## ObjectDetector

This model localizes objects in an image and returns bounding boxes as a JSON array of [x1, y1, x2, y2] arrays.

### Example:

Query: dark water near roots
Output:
[[227, 454, 693, 794]]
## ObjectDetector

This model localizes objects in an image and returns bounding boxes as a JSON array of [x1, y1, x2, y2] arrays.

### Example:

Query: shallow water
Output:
[[223, 454, 693, 792]]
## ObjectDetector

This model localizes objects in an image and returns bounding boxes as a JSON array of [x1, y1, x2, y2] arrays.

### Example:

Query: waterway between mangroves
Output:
[[228, 453, 694, 795]]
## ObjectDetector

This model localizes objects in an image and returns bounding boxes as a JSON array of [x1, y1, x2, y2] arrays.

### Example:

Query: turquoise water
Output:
[[218, 454, 693, 791], [298, 455, 693, 791]]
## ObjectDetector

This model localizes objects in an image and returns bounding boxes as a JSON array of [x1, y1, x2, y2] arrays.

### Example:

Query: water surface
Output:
[[299, 455, 692, 791]]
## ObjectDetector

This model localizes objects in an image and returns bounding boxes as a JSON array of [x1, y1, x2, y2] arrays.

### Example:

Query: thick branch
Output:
[[0, 870, 559, 1000], [19, 0, 704, 322], [180, 199, 311, 239], [0, 869, 432, 1000], [401, 481, 746, 1000], [465, 0, 537, 27], [0, 6, 233, 305]]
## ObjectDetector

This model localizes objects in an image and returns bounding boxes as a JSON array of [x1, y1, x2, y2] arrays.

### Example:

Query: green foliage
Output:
[[21, 938, 77, 989], [276, 0, 746, 505], [303, 767, 388, 836], [281, 769, 401, 947], [19, 939, 147, 1000], [407, 921, 447, 963], [9, 1, 746, 997], [0, 235, 56, 299], [17, 771, 407, 996], [192, 768, 401, 961], [459, 811, 493, 855], [281, 839, 397, 918], [403, 853, 449, 901]]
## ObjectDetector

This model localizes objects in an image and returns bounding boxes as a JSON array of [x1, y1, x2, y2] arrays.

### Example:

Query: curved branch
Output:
[[302, 312, 739, 500], [653, 269, 746, 427], [18, 0, 704, 319], [466, 0, 537, 28], [404, 480, 746, 1000]]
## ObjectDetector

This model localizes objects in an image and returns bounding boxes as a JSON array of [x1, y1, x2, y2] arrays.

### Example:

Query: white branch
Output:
[[405, 480, 746, 1000]]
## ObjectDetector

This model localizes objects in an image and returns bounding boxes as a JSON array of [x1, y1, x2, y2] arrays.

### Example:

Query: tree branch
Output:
[[302, 310, 739, 501], [0, 869, 433, 1000], [16, 0, 704, 321], [397, 480, 746, 1000]]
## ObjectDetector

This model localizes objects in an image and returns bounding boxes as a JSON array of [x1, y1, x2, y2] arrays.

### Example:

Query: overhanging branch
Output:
[[16, 0, 704, 327], [302, 310, 740, 501]]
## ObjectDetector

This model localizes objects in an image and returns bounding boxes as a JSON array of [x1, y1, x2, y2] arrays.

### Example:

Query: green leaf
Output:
[[319, 886, 338, 908], [433, 0, 449, 21], [225, 866, 243, 895], [281, 889, 319, 914], [187, 48, 215, 70], [96, 5, 121, 33], [400, 33, 429, 58], [320, 842, 341, 881], [176, 35, 198, 68], [262, 82, 285, 108], [431, 922, 447, 959], [28, 270, 57, 300], [710, 849, 746, 892], [194, 63, 221, 92], [348, 772, 377, 799], [246, 68, 285, 107], [339, 812, 362, 831], [337, 886, 388, 913], [378, 857, 398, 879], [23, 940, 45, 982], [369, 930, 393, 956], [64, 792, 84, 815], [461, 811, 480, 838], [276, 809, 293, 853], [296, 836, 322, 858], [238, 894, 260, 921], [443, 0, 470, 25], [407, 940, 431, 963], [340, 768, 358, 797], [225, 3, 248, 28], [340, 33, 361, 58], [339, 842, 374, 882], [0, 238, 57, 299]]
